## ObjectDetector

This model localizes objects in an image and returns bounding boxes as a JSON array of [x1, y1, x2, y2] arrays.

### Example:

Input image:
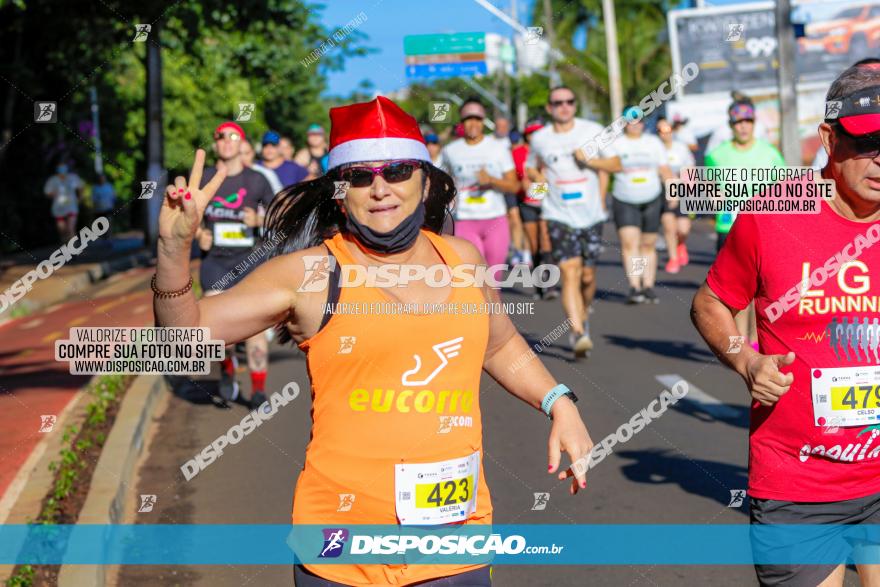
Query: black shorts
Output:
[[546, 220, 603, 266], [612, 196, 663, 233], [293, 564, 491, 586], [750, 490, 880, 587], [716, 231, 729, 253], [504, 192, 518, 210], [199, 252, 260, 292], [518, 203, 541, 224], [661, 193, 688, 217]]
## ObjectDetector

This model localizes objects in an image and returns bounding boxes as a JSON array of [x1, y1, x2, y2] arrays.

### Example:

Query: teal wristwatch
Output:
[[541, 384, 579, 419]]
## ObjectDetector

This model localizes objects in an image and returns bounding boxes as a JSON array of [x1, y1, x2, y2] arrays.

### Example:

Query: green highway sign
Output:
[[404, 33, 486, 56]]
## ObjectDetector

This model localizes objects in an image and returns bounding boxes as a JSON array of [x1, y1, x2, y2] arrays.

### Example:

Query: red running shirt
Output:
[[707, 198, 880, 501]]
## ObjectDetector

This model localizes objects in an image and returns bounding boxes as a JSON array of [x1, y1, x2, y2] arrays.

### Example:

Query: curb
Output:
[[57, 374, 167, 587]]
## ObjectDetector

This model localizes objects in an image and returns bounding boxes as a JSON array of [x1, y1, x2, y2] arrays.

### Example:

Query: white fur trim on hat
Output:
[[328, 137, 431, 170]]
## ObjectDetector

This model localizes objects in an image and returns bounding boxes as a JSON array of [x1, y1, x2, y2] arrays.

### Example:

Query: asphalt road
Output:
[[117, 220, 788, 587]]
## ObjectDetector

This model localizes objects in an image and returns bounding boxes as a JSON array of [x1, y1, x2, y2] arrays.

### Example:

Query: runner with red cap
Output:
[[692, 60, 880, 587], [154, 96, 594, 586], [184, 121, 277, 409]]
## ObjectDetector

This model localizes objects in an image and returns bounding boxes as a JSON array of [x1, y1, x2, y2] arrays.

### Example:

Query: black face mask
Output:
[[345, 201, 425, 254]]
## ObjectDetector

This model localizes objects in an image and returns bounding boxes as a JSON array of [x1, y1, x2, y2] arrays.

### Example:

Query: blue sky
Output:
[[318, 0, 537, 97], [317, 0, 749, 97]]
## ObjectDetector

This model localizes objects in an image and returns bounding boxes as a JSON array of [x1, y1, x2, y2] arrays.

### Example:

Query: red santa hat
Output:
[[327, 96, 431, 170]]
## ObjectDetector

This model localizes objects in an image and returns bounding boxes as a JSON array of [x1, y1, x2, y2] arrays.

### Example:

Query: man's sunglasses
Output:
[[549, 98, 576, 107], [214, 132, 241, 142], [338, 160, 424, 188], [835, 124, 880, 160]]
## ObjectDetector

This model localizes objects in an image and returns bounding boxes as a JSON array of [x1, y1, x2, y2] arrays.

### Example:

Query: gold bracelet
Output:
[[151, 274, 193, 298]]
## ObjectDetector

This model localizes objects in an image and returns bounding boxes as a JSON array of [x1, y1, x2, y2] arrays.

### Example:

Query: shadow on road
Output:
[[617, 448, 749, 513], [654, 279, 703, 291], [164, 375, 230, 408], [603, 334, 716, 363], [674, 397, 751, 429]]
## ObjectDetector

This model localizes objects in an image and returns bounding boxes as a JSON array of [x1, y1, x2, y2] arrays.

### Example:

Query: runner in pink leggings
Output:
[[455, 214, 510, 266], [439, 98, 521, 268]]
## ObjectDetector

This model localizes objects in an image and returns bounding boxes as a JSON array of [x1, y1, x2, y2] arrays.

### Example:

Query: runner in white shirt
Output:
[[607, 107, 673, 305], [44, 163, 83, 242], [656, 116, 695, 275], [440, 99, 520, 267], [525, 86, 622, 358]]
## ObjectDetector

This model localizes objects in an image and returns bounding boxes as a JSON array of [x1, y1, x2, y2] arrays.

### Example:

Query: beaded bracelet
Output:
[[151, 274, 193, 298]]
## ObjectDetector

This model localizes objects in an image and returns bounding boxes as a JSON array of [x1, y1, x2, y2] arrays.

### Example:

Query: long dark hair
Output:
[[264, 162, 456, 256]]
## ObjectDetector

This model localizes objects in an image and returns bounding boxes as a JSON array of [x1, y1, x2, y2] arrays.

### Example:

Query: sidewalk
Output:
[[0, 231, 153, 327]]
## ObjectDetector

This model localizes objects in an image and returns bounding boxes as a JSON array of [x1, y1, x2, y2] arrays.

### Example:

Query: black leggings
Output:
[[293, 565, 491, 586]]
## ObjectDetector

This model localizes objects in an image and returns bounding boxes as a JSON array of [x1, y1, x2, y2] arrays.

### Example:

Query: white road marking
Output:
[[20, 318, 44, 329], [656, 374, 741, 419]]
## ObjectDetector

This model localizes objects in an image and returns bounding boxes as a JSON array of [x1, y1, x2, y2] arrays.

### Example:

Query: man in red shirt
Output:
[[692, 59, 880, 586]]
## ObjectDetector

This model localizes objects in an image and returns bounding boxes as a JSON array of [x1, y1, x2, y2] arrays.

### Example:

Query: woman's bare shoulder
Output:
[[438, 234, 485, 265]]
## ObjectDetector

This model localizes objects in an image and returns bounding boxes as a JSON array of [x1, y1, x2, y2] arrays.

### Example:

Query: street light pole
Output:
[[602, 0, 624, 117], [542, 0, 561, 87], [145, 21, 166, 251], [776, 0, 801, 164]]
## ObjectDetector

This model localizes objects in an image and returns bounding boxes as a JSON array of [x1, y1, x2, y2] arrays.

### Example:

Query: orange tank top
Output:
[[293, 230, 493, 586]]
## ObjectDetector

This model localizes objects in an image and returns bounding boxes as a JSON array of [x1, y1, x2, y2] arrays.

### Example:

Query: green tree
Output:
[[532, 0, 674, 121], [0, 0, 369, 251]]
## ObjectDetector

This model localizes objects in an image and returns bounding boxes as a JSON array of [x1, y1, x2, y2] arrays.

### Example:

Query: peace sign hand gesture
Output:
[[159, 149, 228, 253]]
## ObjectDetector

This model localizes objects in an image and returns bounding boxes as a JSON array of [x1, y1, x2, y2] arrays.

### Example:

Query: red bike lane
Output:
[[0, 282, 154, 503]]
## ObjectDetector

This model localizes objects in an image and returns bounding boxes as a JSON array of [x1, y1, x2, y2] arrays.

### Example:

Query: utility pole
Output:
[[89, 86, 104, 177], [542, 0, 561, 87], [602, 0, 624, 117], [776, 0, 801, 164], [145, 21, 166, 251]]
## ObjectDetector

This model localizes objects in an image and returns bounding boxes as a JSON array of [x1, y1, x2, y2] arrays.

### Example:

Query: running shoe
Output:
[[665, 258, 680, 274], [627, 288, 645, 304], [219, 355, 240, 402], [250, 391, 268, 412], [520, 249, 533, 267], [643, 287, 660, 304], [656, 235, 667, 251], [677, 243, 689, 266], [569, 332, 593, 358]]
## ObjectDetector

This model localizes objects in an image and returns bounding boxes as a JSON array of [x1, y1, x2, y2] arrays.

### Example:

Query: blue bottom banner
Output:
[[6, 524, 880, 565]]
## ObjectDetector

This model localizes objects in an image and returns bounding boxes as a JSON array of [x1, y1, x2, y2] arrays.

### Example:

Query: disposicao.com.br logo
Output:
[[297, 255, 560, 292], [316, 531, 563, 558]]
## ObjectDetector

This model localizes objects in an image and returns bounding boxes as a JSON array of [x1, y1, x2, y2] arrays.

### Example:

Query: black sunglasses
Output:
[[338, 160, 424, 188], [549, 98, 576, 107], [835, 124, 880, 160]]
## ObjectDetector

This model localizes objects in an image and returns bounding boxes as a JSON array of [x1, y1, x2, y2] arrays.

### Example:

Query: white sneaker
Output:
[[570, 333, 593, 358], [656, 235, 667, 251]]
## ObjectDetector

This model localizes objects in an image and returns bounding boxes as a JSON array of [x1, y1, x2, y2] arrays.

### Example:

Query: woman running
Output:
[[154, 97, 593, 586], [439, 98, 521, 269]]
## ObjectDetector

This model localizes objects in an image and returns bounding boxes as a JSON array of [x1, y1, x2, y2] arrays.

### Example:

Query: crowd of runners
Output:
[[190, 82, 789, 381], [149, 56, 880, 587]]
